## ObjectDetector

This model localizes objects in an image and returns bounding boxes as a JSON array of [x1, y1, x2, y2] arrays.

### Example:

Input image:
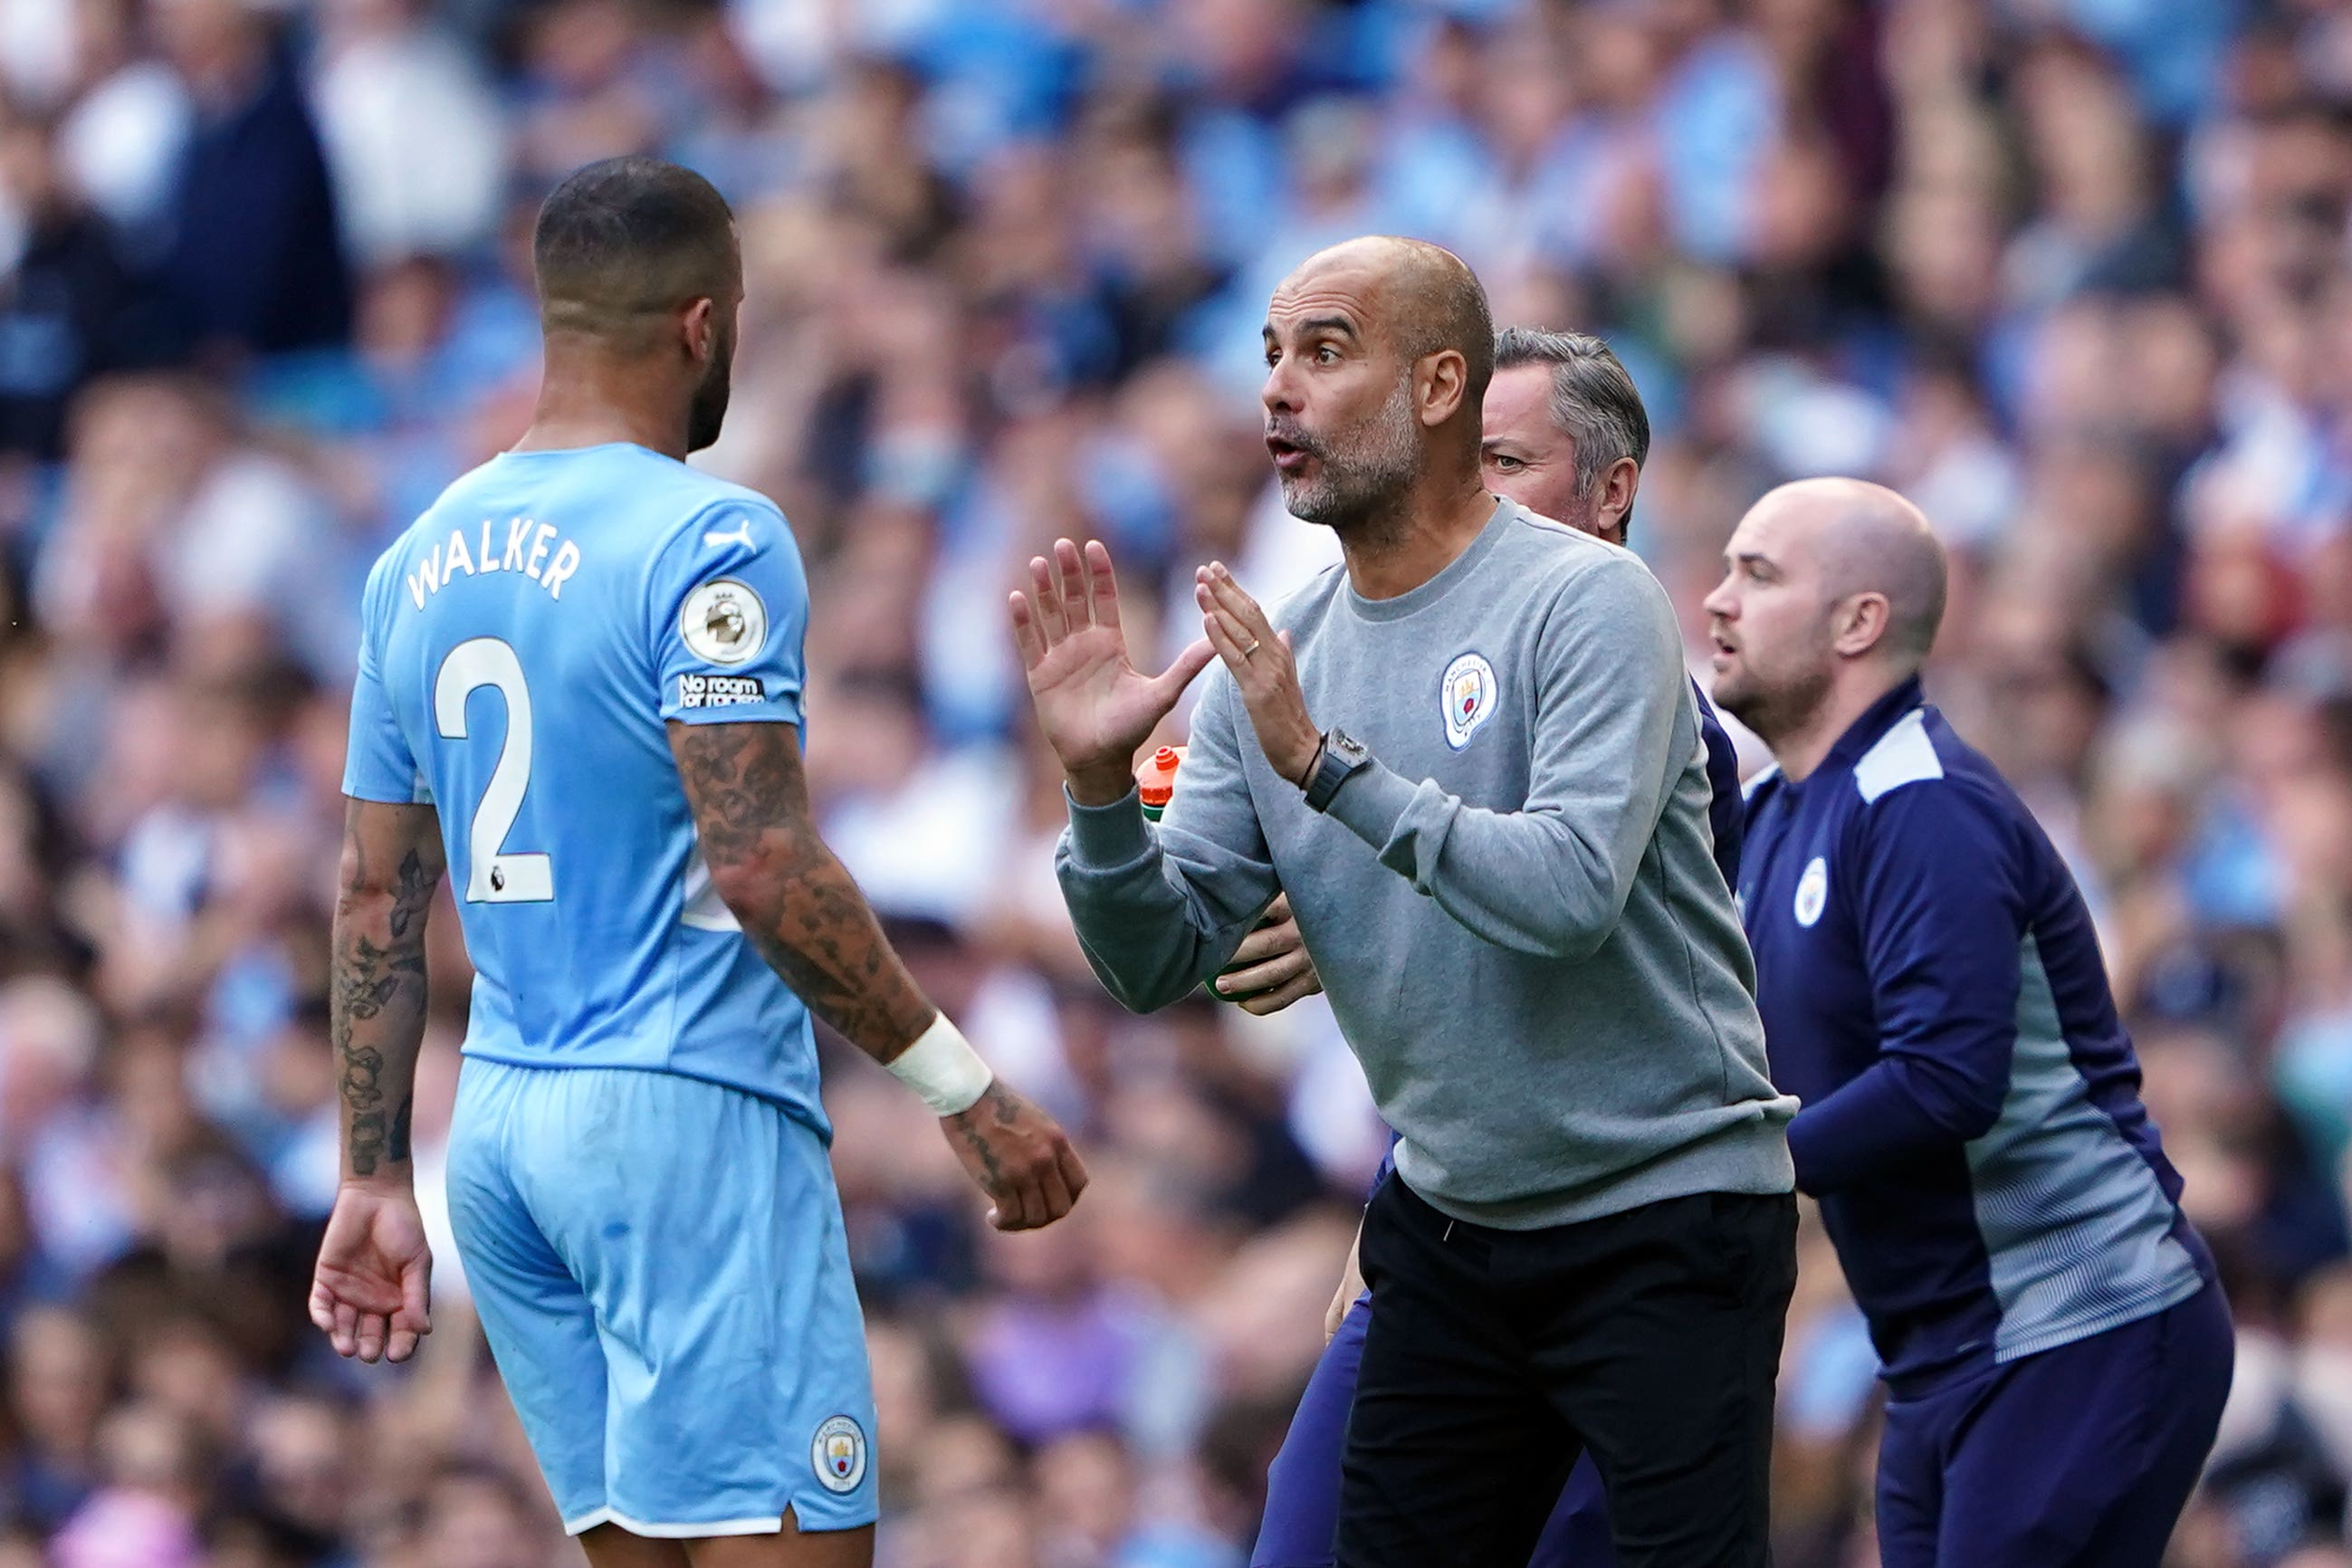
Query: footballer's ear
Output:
[[682, 296, 717, 362]]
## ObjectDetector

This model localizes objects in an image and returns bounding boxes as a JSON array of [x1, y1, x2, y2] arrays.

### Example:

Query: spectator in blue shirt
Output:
[[1705, 476, 2235, 1568]]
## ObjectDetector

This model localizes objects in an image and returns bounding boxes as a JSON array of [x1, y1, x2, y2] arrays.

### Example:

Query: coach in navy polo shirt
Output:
[[1706, 477, 2232, 1567]]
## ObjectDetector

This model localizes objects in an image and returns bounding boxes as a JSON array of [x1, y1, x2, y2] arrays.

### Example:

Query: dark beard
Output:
[[686, 359, 732, 453], [1717, 660, 1832, 751]]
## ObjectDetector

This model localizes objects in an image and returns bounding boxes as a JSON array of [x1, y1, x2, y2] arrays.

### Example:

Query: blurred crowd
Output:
[[3, 0, 2352, 1563]]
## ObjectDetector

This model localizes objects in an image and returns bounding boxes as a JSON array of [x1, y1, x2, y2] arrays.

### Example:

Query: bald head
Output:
[[1762, 478, 1948, 664], [1283, 236, 1496, 406], [1706, 478, 1948, 760], [1261, 237, 1495, 534]]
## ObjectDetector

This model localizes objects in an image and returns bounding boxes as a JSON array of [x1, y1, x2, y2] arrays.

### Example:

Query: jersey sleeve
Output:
[[342, 563, 427, 804], [647, 500, 810, 726]]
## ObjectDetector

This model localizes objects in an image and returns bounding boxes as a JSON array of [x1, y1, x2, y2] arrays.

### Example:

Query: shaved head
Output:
[[1260, 236, 1494, 537], [1283, 236, 1496, 405], [1763, 478, 1948, 664], [535, 158, 740, 337], [1705, 477, 1949, 760]]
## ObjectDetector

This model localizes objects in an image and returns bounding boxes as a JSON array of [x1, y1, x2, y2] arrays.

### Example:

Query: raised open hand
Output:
[[1198, 561, 1322, 787], [1011, 539, 1214, 804]]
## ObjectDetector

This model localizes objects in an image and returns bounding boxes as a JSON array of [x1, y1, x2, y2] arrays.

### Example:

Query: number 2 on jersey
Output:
[[435, 637, 555, 904]]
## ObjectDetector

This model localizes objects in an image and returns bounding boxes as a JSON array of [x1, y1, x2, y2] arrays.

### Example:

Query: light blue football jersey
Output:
[[342, 443, 824, 1133]]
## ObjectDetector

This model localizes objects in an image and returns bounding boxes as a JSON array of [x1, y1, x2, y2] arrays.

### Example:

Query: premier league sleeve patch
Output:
[[680, 578, 768, 665], [1441, 651, 1498, 750]]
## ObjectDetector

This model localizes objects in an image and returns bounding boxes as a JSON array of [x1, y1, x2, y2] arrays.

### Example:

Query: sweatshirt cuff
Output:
[[1324, 760, 1422, 853], [1063, 786, 1155, 868]]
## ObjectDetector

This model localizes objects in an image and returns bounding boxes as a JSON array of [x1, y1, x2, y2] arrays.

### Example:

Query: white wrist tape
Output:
[[886, 1014, 995, 1116]]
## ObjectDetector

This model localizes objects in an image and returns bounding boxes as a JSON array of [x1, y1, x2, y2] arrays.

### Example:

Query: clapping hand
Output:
[[1011, 539, 1214, 804], [1195, 562, 1322, 788]]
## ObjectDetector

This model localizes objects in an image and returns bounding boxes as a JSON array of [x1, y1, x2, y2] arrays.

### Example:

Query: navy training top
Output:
[[1739, 677, 2209, 1389]]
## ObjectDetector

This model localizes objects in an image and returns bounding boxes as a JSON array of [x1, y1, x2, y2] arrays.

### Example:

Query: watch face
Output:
[[1332, 731, 1370, 766]]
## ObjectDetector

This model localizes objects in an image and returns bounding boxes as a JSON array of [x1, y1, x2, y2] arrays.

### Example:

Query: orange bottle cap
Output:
[[1136, 745, 1185, 808]]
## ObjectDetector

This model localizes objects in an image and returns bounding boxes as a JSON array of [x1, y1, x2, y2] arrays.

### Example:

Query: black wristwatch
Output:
[[1303, 728, 1372, 812]]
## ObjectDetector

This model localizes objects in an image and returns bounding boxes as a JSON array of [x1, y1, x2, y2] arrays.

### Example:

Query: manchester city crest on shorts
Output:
[[681, 578, 767, 665], [1794, 856, 1829, 928], [811, 1415, 868, 1494], [1441, 652, 1497, 751]]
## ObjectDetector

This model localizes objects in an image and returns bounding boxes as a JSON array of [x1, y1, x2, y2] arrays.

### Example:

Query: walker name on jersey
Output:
[[407, 517, 583, 609], [677, 673, 763, 709]]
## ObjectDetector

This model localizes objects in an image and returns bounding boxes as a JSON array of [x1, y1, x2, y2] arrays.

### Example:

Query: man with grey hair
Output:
[[1012, 238, 1796, 1566], [1712, 478, 2232, 1568], [1482, 328, 1649, 544]]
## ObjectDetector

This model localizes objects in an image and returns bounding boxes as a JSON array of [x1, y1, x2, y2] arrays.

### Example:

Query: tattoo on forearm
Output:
[[349, 1109, 387, 1175], [340, 1045, 383, 1114], [674, 724, 935, 1057], [389, 846, 434, 937], [946, 1083, 1017, 1192], [333, 830, 439, 1177], [338, 932, 425, 1020]]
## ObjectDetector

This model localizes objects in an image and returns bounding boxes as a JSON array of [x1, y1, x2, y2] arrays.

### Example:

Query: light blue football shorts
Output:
[[445, 1057, 878, 1538]]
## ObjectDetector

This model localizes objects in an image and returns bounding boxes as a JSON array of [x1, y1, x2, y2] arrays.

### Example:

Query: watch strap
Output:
[[1303, 731, 1362, 812]]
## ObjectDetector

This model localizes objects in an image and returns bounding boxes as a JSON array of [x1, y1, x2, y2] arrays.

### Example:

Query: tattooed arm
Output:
[[332, 800, 442, 1178], [670, 719, 936, 1056], [309, 798, 444, 1364], [670, 720, 1087, 1230]]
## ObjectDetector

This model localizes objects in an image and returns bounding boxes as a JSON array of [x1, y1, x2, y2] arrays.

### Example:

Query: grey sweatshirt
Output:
[[1058, 500, 1797, 1229]]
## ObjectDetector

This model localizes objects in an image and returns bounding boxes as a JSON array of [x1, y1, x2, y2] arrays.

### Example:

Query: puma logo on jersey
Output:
[[703, 518, 757, 550]]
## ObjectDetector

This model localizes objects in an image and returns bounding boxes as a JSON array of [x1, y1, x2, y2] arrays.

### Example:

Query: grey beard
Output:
[[1281, 379, 1422, 531]]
